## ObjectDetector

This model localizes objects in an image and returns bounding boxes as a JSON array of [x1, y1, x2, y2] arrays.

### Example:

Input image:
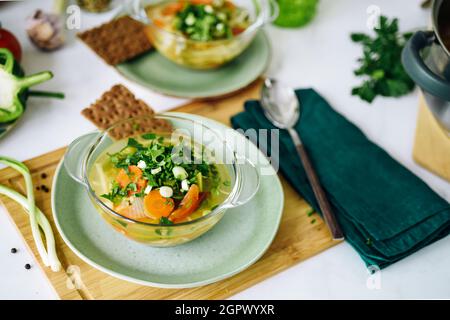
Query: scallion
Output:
[[0, 157, 61, 271]]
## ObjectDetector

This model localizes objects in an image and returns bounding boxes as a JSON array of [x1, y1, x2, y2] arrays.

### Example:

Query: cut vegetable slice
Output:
[[196, 172, 203, 191], [115, 165, 147, 194], [115, 198, 148, 220], [144, 190, 175, 219], [169, 184, 205, 222]]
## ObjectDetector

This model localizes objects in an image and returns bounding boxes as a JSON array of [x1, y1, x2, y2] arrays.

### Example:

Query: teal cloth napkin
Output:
[[231, 88, 450, 269]]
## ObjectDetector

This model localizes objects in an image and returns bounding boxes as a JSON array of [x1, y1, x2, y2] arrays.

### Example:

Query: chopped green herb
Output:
[[101, 181, 128, 204], [127, 138, 143, 149], [128, 182, 137, 192], [310, 219, 316, 224], [142, 133, 157, 140], [173, 1, 249, 41], [160, 217, 173, 225], [106, 136, 220, 203], [115, 219, 128, 228], [306, 208, 315, 217]]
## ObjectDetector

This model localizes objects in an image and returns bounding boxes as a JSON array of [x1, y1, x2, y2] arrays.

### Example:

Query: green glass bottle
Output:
[[274, 0, 319, 28]]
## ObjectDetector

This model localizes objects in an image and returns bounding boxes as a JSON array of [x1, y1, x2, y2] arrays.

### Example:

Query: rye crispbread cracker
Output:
[[81, 84, 172, 140], [77, 16, 152, 65]]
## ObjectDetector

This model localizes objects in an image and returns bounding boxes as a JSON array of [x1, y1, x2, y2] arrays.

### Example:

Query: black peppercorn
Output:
[[41, 173, 47, 179], [10, 248, 17, 253], [25, 264, 31, 270]]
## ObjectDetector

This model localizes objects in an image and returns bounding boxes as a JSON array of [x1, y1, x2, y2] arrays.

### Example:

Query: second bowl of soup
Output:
[[139, 0, 278, 69]]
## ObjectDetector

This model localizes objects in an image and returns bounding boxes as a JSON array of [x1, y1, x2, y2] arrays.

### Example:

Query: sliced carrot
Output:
[[136, 178, 147, 191], [129, 166, 146, 192], [115, 165, 146, 195], [169, 184, 205, 222], [128, 165, 143, 180], [115, 169, 131, 189], [144, 190, 175, 220], [162, 1, 184, 16]]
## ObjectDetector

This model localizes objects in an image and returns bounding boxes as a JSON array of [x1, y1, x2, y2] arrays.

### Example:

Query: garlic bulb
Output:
[[26, 10, 65, 51]]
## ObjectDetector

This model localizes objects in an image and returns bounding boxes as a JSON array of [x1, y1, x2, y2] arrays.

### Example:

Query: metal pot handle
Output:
[[402, 30, 450, 101]]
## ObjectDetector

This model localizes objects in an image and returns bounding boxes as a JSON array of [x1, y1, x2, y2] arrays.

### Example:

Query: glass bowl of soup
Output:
[[134, 0, 278, 69], [63, 114, 260, 247]]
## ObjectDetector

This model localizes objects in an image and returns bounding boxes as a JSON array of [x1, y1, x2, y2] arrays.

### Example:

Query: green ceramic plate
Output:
[[115, 32, 270, 99], [52, 113, 283, 288]]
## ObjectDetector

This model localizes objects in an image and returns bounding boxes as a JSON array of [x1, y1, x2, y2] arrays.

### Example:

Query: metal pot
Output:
[[402, 0, 450, 133]]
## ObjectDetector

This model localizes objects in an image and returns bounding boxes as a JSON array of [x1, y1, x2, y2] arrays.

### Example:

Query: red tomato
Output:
[[0, 26, 22, 62]]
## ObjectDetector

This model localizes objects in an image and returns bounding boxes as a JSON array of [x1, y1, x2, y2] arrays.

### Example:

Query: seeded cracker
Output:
[[81, 84, 172, 140], [77, 16, 152, 65]]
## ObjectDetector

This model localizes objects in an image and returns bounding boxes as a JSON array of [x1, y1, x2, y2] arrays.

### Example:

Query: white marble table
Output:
[[0, 0, 449, 299]]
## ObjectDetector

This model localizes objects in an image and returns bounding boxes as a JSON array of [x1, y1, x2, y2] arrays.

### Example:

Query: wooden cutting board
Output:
[[413, 95, 450, 182], [0, 79, 340, 300]]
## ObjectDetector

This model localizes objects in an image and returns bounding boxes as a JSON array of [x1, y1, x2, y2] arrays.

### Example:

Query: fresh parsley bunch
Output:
[[351, 16, 415, 103]]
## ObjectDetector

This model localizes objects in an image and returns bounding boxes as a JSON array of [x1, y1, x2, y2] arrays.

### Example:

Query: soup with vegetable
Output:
[[146, 0, 252, 41], [89, 133, 231, 225]]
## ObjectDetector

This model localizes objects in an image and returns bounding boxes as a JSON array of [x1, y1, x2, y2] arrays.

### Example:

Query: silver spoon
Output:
[[261, 78, 344, 240]]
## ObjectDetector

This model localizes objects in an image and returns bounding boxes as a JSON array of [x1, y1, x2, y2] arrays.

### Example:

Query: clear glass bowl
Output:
[[64, 114, 260, 247], [132, 0, 278, 69]]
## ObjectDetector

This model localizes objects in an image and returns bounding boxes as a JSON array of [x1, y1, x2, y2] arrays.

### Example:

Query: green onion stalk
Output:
[[0, 157, 61, 271]]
